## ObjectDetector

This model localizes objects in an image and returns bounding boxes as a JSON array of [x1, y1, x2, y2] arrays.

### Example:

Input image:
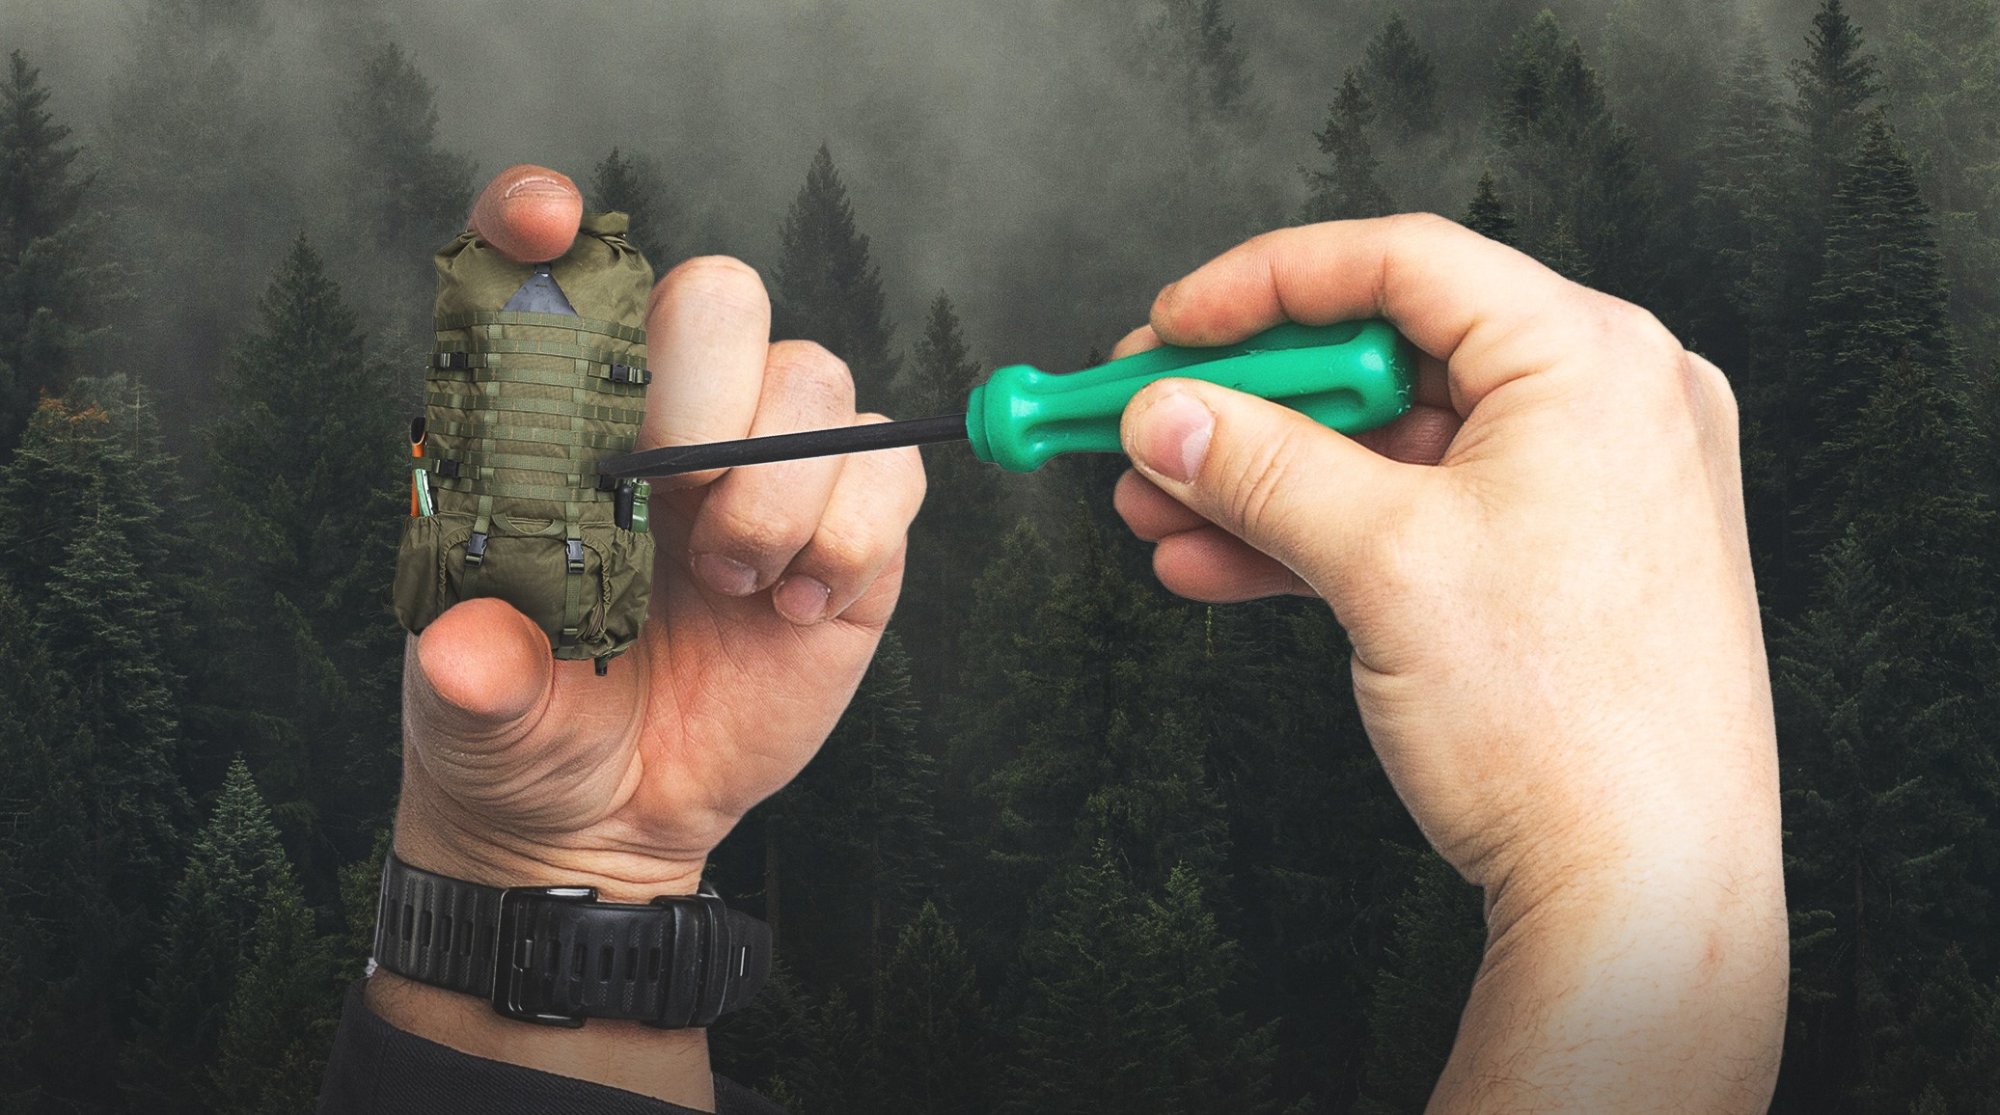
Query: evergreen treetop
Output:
[[1301, 69, 1392, 224], [1362, 12, 1440, 137], [1462, 167, 1514, 245], [1789, 0, 1881, 192], [773, 145, 899, 410], [589, 146, 680, 269]]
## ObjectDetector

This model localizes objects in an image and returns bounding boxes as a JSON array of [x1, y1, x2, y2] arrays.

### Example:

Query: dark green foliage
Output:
[[1461, 167, 1513, 245], [1301, 71, 1392, 223], [1361, 13, 1439, 138], [209, 881, 340, 1114], [895, 294, 1000, 702], [203, 235, 403, 871], [341, 43, 472, 269], [1790, 0, 1881, 201], [773, 145, 900, 410], [1005, 846, 1275, 1114], [0, 3, 1994, 1111], [0, 51, 105, 452], [1797, 120, 1956, 545], [127, 758, 294, 1113], [1487, 11, 1659, 299], [1354, 849, 1484, 1115], [589, 147, 680, 269], [870, 902, 998, 1114], [774, 633, 941, 986]]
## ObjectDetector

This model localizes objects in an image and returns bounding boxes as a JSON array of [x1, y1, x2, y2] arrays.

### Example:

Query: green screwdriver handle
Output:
[[963, 320, 1417, 472]]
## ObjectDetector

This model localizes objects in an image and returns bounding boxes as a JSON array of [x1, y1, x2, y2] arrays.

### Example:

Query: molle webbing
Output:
[[423, 313, 648, 519]]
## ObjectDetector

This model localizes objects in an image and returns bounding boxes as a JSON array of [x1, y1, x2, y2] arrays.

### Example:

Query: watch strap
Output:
[[373, 852, 770, 1028]]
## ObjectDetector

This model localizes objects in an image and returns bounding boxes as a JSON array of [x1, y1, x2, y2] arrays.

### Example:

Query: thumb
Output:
[[407, 597, 553, 748], [1120, 379, 1421, 596], [469, 164, 583, 264]]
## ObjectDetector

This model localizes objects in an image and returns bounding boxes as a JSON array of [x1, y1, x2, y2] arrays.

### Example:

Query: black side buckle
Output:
[[465, 531, 489, 566], [609, 363, 631, 384], [491, 885, 598, 1027], [565, 538, 586, 574], [435, 458, 461, 480], [435, 351, 471, 370]]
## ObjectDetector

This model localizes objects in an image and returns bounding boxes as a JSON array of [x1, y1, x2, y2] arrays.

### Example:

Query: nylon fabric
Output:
[[394, 211, 657, 663]]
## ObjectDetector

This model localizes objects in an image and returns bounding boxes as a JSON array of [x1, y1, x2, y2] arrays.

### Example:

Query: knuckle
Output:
[[764, 341, 857, 412], [1221, 424, 1305, 535], [805, 522, 879, 581], [709, 500, 814, 563]]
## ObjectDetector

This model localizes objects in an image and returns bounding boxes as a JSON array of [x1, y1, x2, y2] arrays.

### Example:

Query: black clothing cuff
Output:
[[316, 981, 785, 1115]]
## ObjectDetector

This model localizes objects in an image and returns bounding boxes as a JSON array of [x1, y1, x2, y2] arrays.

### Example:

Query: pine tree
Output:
[[340, 43, 472, 269], [1796, 119, 1955, 545], [210, 880, 339, 1113], [1361, 12, 1440, 138], [774, 634, 941, 991], [1355, 849, 1485, 1114], [1487, 11, 1659, 300], [1461, 167, 1514, 245], [127, 758, 294, 1113], [0, 584, 121, 1110], [1301, 71, 1393, 223], [204, 235, 403, 868], [100, 0, 287, 438], [1144, 0, 1265, 260], [1006, 847, 1275, 1114], [772, 145, 899, 410], [1878, 0, 2000, 408], [1790, 0, 1880, 203], [895, 293, 999, 703], [1535, 215, 1593, 284], [589, 146, 680, 269], [869, 902, 998, 1114], [0, 51, 106, 453]]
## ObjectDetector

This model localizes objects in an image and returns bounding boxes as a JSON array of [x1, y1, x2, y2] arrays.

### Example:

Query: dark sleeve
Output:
[[317, 982, 787, 1115]]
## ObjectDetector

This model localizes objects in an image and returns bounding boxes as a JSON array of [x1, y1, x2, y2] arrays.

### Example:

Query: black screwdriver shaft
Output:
[[599, 412, 970, 479]]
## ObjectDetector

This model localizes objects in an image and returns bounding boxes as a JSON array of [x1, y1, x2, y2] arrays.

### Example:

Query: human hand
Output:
[[1113, 216, 1786, 1112], [370, 165, 925, 1104]]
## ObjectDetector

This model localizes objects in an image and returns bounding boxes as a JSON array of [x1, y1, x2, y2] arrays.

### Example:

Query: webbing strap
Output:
[[436, 310, 646, 345], [426, 390, 647, 425], [430, 450, 598, 477], [433, 420, 628, 452], [431, 359, 650, 392], [435, 337, 647, 371], [561, 512, 586, 649], [434, 476, 615, 503]]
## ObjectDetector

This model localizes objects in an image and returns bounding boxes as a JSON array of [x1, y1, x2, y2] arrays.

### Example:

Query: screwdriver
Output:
[[597, 319, 1416, 479]]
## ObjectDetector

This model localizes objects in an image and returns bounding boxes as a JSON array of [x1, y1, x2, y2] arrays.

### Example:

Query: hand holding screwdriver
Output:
[[1113, 215, 1785, 1114]]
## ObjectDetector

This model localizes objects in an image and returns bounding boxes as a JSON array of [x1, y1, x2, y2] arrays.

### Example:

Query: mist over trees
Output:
[[2, 0, 1998, 1111]]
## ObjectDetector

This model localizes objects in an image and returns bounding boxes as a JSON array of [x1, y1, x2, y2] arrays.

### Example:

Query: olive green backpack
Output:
[[394, 212, 656, 672]]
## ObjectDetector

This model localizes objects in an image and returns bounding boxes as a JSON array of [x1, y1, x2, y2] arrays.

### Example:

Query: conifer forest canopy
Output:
[[3, 0, 1999, 1111]]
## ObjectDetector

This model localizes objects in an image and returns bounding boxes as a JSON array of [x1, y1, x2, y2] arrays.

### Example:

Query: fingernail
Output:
[[1130, 388, 1213, 484], [773, 576, 832, 625], [694, 553, 759, 597]]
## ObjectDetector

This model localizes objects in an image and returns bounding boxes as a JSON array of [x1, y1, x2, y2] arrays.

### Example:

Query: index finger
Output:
[[637, 256, 773, 488], [1148, 214, 1595, 415]]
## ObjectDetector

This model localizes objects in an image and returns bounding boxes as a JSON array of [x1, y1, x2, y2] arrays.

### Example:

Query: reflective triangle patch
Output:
[[503, 265, 579, 316]]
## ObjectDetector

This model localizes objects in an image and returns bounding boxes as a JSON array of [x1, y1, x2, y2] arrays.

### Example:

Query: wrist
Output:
[[394, 768, 708, 903], [1441, 816, 1788, 1114]]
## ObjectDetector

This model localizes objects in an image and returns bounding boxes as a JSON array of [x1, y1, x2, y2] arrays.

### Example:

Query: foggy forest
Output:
[[2, 0, 1998, 1111]]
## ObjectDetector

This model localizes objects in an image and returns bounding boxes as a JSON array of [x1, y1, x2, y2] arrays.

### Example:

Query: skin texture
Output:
[[372, 171, 1785, 1111], [1114, 215, 1787, 1113], [367, 167, 926, 1111]]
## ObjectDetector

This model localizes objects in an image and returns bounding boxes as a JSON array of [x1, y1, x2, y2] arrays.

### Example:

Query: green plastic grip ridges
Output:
[[964, 320, 1417, 472]]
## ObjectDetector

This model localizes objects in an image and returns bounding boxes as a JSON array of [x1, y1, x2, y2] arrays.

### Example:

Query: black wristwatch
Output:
[[371, 851, 771, 1028]]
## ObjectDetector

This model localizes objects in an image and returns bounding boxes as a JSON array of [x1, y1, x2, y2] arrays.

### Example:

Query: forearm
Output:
[[1430, 807, 1788, 1114]]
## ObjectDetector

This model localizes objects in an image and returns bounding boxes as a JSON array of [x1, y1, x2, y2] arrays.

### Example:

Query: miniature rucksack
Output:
[[393, 211, 655, 672]]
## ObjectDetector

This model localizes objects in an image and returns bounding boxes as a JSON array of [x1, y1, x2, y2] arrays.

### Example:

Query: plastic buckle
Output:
[[435, 351, 470, 370], [609, 363, 631, 384], [491, 884, 598, 1027], [565, 538, 586, 574], [465, 531, 489, 567]]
